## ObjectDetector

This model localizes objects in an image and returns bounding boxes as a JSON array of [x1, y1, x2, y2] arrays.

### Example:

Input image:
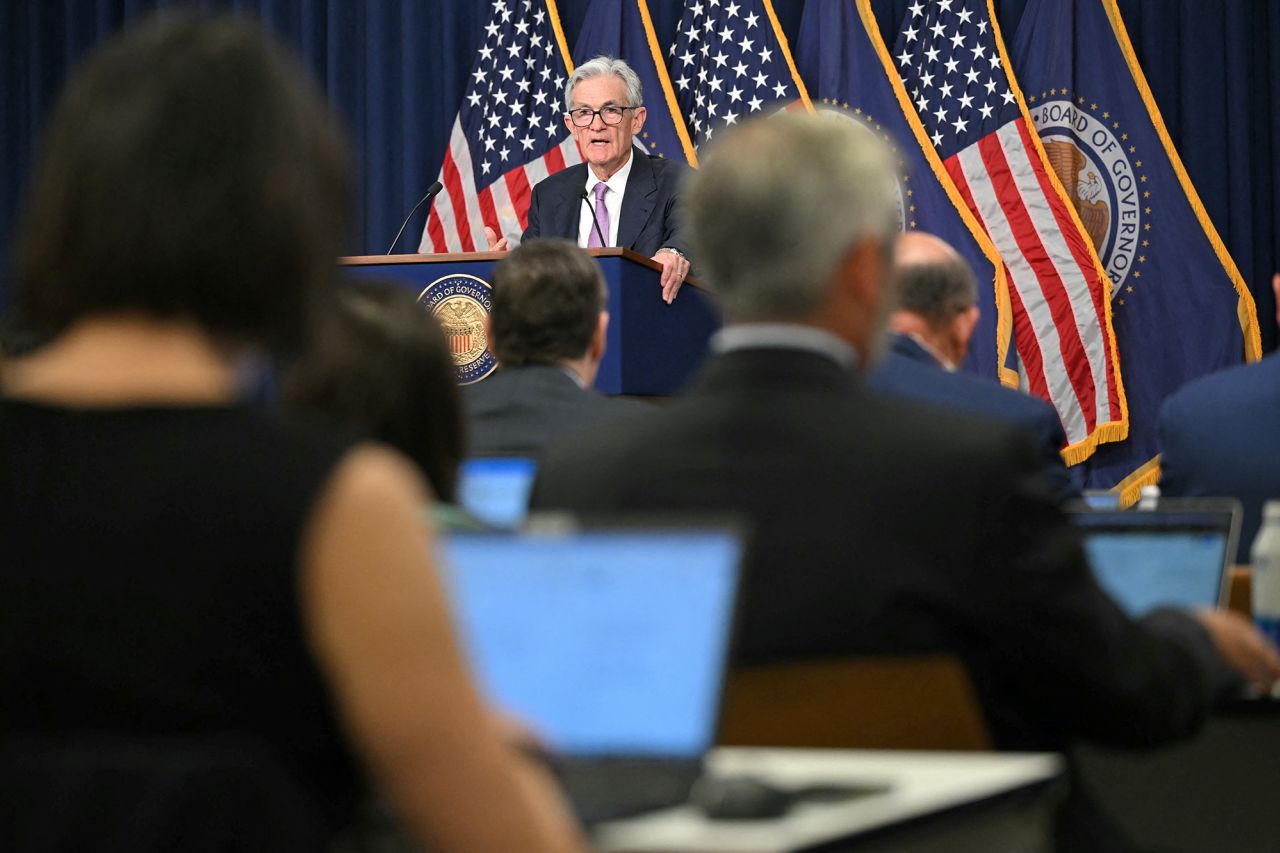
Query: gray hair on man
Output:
[[684, 112, 898, 322], [564, 56, 644, 110]]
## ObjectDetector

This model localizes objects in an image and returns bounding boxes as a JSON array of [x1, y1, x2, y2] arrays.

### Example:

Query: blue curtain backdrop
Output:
[[2, 0, 1277, 350]]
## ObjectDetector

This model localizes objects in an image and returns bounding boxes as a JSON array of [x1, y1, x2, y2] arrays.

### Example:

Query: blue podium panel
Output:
[[340, 249, 719, 397]]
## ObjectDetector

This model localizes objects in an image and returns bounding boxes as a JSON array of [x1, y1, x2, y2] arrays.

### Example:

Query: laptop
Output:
[[456, 457, 538, 528], [438, 520, 744, 823], [1069, 499, 1241, 617]]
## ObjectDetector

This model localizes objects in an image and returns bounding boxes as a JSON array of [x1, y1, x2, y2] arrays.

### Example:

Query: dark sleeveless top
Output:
[[0, 399, 363, 828]]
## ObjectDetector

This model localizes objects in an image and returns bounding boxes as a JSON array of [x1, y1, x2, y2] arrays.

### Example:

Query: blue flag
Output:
[[1011, 0, 1261, 500], [669, 0, 812, 152], [796, 0, 1012, 382], [574, 0, 697, 166]]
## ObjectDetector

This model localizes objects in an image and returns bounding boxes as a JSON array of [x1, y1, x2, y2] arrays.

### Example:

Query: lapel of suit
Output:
[[551, 164, 587, 240], [615, 151, 657, 252]]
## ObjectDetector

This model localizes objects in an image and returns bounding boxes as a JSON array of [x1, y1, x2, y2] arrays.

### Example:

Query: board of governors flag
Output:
[[891, 0, 1127, 464], [796, 0, 1012, 382], [573, 0, 697, 166], [669, 0, 812, 152], [420, 0, 579, 253], [1011, 0, 1262, 498]]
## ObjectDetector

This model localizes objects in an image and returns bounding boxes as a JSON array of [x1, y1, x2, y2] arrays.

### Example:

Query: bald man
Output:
[[867, 231, 1079, 502]]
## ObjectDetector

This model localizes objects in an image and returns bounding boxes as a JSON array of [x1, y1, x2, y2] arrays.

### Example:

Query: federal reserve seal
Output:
[[1028, 95, 1149, 295], [417, 273, 497, 385]]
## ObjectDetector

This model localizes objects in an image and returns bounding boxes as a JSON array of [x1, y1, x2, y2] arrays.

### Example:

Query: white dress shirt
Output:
[[577, 149, 634, 248], [711, 323, 860, 372]]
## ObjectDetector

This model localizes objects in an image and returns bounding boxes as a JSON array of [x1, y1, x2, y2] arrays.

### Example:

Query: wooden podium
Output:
[[339, 248, 719, 396]]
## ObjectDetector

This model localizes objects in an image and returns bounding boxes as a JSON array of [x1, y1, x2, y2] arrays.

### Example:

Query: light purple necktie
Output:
[[587, 181, 609, 248]]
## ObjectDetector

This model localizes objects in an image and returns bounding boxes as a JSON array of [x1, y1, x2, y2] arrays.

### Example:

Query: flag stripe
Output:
[[1011, 118, 1122, 420], [475, 185, 500, 242], [422, 205, 447, 254], [505, 167, 534, 231], [950, 145, 1089, 442], [486, 178, 523, 244], [977, 130, 1100, 425], [448, 123, 490, 252], [544, 139, 568, 174], [439, 123, 479, 253], [947, 161, 1057, 413], [1003, 269, 1055, 419], [990, 122, 1108, 428], [440, 156, 475, 253]]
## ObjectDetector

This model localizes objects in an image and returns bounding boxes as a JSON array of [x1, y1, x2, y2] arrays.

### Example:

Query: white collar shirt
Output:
[[577, 148, 634, 248], [711, 323, 860, 372]]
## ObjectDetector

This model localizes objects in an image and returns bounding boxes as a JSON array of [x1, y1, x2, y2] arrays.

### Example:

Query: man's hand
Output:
[[1195, 607, 1280, 692], [652, 248, 690, 304], [484, 226, 509, 252]]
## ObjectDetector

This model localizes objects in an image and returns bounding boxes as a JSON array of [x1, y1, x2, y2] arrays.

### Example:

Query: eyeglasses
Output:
[[567, 106, 636, 127]]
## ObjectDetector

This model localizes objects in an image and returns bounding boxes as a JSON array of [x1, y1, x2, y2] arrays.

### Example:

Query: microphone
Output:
[[580, 189, 607, 248], [386, 180, 444, 254]]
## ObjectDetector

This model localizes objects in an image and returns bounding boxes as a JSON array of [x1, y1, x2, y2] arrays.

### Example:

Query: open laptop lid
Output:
[[1068, 499, 1241, 617], [456, 457, 537, 529], [438, 517, 745, 760]]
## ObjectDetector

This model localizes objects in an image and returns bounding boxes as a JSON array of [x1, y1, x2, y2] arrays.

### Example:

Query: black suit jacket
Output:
[[867, 333, 1079, 503], [463, 364, 650, 460], [521, 153, 691, 259], [531, 347, 1224, 752]]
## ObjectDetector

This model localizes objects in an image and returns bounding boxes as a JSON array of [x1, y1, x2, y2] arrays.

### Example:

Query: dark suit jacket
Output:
[[531, 346, 1224, 753], [867, 333, 1079, 503], [1160, 354, 1280, 562], [463, 364, 650, 460], [521, 153, 690, 259]]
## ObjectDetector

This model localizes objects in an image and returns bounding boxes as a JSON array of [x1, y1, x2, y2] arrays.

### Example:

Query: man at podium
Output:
[[486, 57, 691, 304]]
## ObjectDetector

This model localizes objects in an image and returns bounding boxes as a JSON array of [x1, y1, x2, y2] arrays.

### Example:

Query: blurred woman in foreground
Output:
[[0, 12, 581, 852]]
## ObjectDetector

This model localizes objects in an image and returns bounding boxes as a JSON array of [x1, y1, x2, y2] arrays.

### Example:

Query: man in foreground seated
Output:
[[464, 239, 649, 458], [867, 231, 1079, 503], [530, 113, 1280, 849]]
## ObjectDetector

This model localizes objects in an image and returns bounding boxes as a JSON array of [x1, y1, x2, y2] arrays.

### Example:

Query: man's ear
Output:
[[589, 311, 610, 363], [631, 105, 647, 135], [839, 236, 887, 319], [825, 236, 887, 364]]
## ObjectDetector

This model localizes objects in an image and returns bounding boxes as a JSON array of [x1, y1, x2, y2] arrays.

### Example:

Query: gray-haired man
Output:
[[487, 56, 690, 302], [530, 111, 1280, 849]]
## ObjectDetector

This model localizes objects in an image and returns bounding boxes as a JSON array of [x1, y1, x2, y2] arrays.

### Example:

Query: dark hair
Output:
[[282, 280, 464, 503], [893, 257, 978, 329], [488, 239, 606, 366], [14, 11, 351, 354]]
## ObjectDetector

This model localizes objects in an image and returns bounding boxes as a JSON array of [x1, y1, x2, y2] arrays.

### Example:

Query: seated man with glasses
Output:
[[488, 56, 691, 303]]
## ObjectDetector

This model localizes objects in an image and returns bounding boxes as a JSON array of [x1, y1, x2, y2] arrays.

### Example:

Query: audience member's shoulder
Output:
[[873, 351, 1057, 432], [1164, 354, 1280, 417], [861, 384, 1041, 471]]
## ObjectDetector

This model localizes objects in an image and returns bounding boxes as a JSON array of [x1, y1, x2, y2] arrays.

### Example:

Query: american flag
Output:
[[669, 0, 812, 150], [420, 0, 581, 253], [892, 0, 1126, 459]]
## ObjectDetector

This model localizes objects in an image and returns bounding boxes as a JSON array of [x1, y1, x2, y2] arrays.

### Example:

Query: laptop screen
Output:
[[440, 528, 742, 758], [1071, 503, 1239, 617], [456, 457, 537, 528]]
